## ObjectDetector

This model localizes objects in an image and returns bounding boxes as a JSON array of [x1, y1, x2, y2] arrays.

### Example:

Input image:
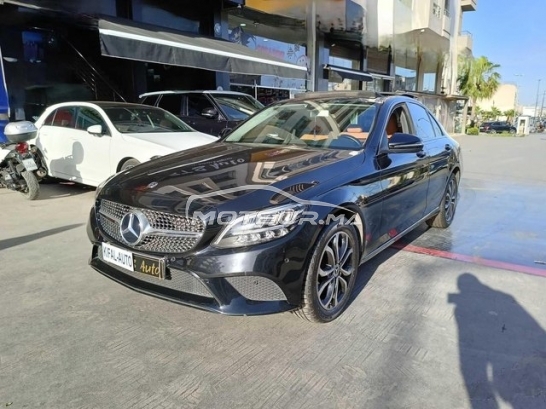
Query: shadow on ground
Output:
[[37, 181, 95, 200], [450, 273, 546, 408], [0, 224, 84, 251]]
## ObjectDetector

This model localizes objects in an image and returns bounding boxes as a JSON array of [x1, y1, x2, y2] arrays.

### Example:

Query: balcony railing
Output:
[[432, 3, 442, 18]]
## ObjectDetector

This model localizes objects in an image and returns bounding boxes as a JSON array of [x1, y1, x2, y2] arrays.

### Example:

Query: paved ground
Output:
[[1, 134, 545, 408]]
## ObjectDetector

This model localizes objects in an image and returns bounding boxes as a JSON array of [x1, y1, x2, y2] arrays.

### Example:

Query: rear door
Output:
[[156, 94, 183, 117], [419, 107, 452, 215], [36, 106, 78, 180]]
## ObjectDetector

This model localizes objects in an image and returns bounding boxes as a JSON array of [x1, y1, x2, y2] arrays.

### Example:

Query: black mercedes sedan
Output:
[[87, 91, 462, 323]]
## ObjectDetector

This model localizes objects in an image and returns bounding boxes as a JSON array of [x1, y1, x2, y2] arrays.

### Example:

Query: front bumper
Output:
[[87, 206, 318, 316]]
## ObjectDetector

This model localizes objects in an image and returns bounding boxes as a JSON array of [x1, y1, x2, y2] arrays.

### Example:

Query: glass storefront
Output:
[[227, 26, 308, 103], [327, 56, 360, 91]]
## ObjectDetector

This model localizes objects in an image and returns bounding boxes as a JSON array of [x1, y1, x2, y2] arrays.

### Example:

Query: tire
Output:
[[427, 173, 459, 228], [489, 129, 497, 134], [20, 171, 40, 200], [509, 128, 516, 134], [296, 216, 359, 323], [120, 159, 140, 171]]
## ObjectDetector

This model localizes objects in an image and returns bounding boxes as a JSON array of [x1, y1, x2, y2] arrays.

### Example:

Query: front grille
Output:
[[225, 276, 286, 301], [98, 199, 204, 254], [97, 251, 214, 299]]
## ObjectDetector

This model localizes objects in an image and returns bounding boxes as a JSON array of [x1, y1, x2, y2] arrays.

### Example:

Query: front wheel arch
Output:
[[295, 215, 360, 323], [117, 157, 140, 172]]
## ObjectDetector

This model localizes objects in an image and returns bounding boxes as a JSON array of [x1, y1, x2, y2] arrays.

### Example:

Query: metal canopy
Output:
[[98, 19, 308, 80], [323, 64, 374, 82]]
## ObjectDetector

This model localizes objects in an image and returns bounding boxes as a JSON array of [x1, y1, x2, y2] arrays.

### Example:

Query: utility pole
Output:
[[514, 74, 523, 119], [534, 79, 541, 120]]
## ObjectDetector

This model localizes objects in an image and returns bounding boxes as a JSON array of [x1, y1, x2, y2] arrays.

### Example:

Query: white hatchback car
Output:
[[31, 101, 218, 187]]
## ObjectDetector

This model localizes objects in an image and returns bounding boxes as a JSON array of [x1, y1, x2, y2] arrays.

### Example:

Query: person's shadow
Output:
[[449, 273, 546, 408]]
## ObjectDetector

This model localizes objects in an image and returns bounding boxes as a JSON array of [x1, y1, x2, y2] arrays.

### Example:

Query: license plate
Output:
[[102, 242, 164, 279], [22, 158, 38, 171]]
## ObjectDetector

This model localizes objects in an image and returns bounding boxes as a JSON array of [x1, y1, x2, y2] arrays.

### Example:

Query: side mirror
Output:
[[201, 107, 218, 119], [87, 124, 103, 136], [218, 127, 232, 138], [388, 133, 424, 153]]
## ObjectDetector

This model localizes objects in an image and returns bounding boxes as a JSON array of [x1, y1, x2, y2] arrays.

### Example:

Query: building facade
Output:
[[477, 83, 517, 114], [0, 0, 476, 131]]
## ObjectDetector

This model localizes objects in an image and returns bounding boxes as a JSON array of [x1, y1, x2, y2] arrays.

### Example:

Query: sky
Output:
[[463, 0, 546, 107]]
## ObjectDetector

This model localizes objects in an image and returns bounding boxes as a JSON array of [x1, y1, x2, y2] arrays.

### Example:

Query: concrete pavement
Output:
[[0, 134, 545, 408]]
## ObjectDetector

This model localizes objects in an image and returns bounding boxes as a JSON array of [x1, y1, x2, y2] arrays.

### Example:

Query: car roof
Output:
[[47, 101, 160, 109], [138, 90, 253, 98], [290, 90, 419, 104]]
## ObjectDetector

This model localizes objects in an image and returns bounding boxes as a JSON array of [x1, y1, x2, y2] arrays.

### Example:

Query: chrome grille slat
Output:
[[98, 199, 204, 254]]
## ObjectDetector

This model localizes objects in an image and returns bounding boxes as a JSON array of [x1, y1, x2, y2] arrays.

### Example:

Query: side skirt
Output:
[[359, 207, 440, 265]]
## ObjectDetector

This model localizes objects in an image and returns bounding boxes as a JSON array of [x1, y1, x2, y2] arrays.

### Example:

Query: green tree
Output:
[[491, 106, 501, 120], [504, 109, 516, 123], [482, 110, 495, 120], [458, 56, 502, 122]]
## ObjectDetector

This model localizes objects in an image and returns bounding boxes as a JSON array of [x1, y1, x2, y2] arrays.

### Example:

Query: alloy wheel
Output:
[[444, 177, 458, 224], [316, 231, 355, 311]]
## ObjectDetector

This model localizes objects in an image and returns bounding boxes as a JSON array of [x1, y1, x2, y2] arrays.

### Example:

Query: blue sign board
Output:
[[0, 47, 9, 143]]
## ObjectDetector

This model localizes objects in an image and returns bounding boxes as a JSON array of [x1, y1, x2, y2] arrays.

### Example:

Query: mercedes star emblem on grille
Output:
[[119, 211, 149, 245]]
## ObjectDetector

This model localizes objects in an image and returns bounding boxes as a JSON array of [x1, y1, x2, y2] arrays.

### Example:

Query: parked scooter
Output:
[[0, 121, 44, 200]]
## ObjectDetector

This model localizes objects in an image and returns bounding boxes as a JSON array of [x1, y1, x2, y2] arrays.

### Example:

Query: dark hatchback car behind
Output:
[[88, 91, 462, 323], [479, 121, 516, 134], [139, 90, 264, 137]]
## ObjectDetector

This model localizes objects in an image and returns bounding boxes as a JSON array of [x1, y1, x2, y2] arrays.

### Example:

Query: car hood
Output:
[[100, 142, 364, 215], [122, 131, 218, 151]]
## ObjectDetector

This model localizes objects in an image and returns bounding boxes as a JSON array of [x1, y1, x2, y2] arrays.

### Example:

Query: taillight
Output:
[[15, 142, 29, 154]]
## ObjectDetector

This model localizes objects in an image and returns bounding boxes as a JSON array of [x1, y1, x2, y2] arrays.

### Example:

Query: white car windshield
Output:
[[103, 107, 194, 134], [224, 97, 377, 150]]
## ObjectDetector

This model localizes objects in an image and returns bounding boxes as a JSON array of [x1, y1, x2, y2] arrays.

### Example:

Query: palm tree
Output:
[[504, 109, 516, 123], [458, 56, 501, 122], [491, 106, 502, 120]]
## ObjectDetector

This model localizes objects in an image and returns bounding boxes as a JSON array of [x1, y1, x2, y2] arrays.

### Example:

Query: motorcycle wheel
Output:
[[21, 171, 40, 200]]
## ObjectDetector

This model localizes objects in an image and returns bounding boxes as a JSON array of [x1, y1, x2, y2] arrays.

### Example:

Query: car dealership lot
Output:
[[1, 135, 546, 408]]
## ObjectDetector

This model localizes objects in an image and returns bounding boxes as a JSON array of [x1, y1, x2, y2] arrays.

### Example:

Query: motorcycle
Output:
[[0, 121, 45, 200]]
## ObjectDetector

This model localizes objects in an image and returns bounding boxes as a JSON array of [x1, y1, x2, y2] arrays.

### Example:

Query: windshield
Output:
[[103, 106, 194, 134], [214, 94, 264, 121], [224, 97, 377, 150]]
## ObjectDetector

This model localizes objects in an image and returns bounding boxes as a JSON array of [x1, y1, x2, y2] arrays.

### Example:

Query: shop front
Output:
[[0, 0, 308, 120]]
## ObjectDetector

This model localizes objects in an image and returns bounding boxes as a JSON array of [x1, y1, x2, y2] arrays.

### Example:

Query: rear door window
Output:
[[157, 94, 183, 116], [407, 102, 436, 141], [428, 113, 445, 137], [42, 110, 56, 126], [51, 107, 77, 128]]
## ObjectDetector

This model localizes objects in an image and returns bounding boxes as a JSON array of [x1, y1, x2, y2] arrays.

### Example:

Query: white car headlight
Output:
[[212, 204, 306, 249]]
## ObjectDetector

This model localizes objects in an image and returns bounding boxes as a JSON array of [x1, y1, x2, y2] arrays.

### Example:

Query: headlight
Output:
[[95, 173, 119, 199], [212, 204, 306, 249]]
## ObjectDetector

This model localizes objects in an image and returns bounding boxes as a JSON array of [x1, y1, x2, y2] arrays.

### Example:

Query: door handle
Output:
[[416, 151, 427, 158]]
